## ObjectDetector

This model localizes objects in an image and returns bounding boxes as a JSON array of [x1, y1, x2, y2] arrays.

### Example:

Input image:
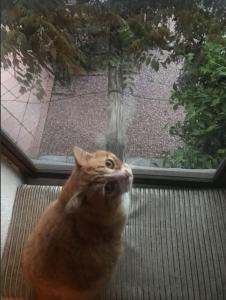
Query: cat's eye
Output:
[[104, 182, 115, 194], [105, 159, 115, 169]]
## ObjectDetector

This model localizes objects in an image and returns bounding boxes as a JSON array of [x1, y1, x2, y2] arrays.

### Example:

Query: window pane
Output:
[[1, 1, 226, 169]]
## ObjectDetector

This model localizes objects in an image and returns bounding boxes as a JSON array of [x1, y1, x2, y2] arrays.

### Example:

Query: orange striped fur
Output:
[[23, 147, 133, 300]]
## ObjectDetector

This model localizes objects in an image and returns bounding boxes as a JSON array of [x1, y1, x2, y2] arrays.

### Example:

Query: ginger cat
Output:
[[23, 147, 133, 300]]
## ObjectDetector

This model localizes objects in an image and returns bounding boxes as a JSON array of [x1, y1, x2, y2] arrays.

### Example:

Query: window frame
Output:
[[1, 130, 226, 187]]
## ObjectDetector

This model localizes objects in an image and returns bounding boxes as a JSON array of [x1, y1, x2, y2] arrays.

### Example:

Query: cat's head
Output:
[[63, 146, 133, 213]]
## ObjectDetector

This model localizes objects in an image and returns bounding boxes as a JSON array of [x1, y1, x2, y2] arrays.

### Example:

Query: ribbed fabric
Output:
[[1, 185, 226, 299]]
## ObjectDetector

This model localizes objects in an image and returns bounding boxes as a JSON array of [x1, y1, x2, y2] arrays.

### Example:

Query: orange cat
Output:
[[23, 147, 133, 300]]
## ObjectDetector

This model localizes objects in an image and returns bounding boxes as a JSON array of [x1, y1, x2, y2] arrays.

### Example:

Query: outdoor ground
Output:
[[39, 61, 184, 164], [1, 58, 184, 165]]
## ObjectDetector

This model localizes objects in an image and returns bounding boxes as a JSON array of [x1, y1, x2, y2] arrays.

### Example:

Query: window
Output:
[[1, 0, 226, 173]]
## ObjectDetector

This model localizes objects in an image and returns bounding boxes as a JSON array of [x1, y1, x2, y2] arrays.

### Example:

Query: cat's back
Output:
[[23, 198, 122, 292], [23, 200, 65, 279]]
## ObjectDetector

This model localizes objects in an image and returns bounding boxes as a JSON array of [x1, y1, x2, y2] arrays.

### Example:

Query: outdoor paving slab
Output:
[[1, 66, 54, 158]]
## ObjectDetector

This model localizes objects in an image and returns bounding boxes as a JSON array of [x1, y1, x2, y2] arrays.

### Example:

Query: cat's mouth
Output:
[[104, 164, 133, 194], [105, 182, 115, 194], [117, 170, 133, 193], [120, 177, 132, 192], [104, 172, 132, 195]]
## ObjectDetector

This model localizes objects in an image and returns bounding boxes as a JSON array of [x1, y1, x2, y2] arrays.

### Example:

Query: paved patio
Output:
[[1, 57, 184, 164], [39, 60, 184, 162]]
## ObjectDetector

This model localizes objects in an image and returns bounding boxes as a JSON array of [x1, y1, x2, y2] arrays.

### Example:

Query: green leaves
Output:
[[2, 0, 226, 106], [166, 40, 226, 169], [118, 25, 134, 48], [1, 3, 85, 90], [145, 55, 160, 72], [150, 58, 159, 71], [145, 56, 151, 66]]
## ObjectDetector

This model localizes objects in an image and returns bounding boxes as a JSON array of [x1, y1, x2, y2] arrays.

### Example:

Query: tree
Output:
[[1, 0, 86, 97], [164, 40, 226, 168]]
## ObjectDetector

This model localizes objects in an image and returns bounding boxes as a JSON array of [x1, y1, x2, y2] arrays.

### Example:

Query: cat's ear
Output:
[[73, 146, 93, 167]]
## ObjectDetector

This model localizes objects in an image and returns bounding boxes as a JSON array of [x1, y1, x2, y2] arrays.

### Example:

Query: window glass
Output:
[[1, 0, 226, 169]]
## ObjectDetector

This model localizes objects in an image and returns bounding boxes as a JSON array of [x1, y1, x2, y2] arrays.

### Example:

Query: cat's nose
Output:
[[124, 164, 133, 177], [124, 164, 133, 175]]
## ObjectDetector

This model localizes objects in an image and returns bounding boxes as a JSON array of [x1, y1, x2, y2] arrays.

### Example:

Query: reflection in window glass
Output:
[[1, 0, 226, 169]]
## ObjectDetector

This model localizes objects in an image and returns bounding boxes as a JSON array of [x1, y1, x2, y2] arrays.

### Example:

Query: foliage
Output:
[[164, 41, 226, 168], [1, 0, 86, 96], [2, 0, 226, 93]]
